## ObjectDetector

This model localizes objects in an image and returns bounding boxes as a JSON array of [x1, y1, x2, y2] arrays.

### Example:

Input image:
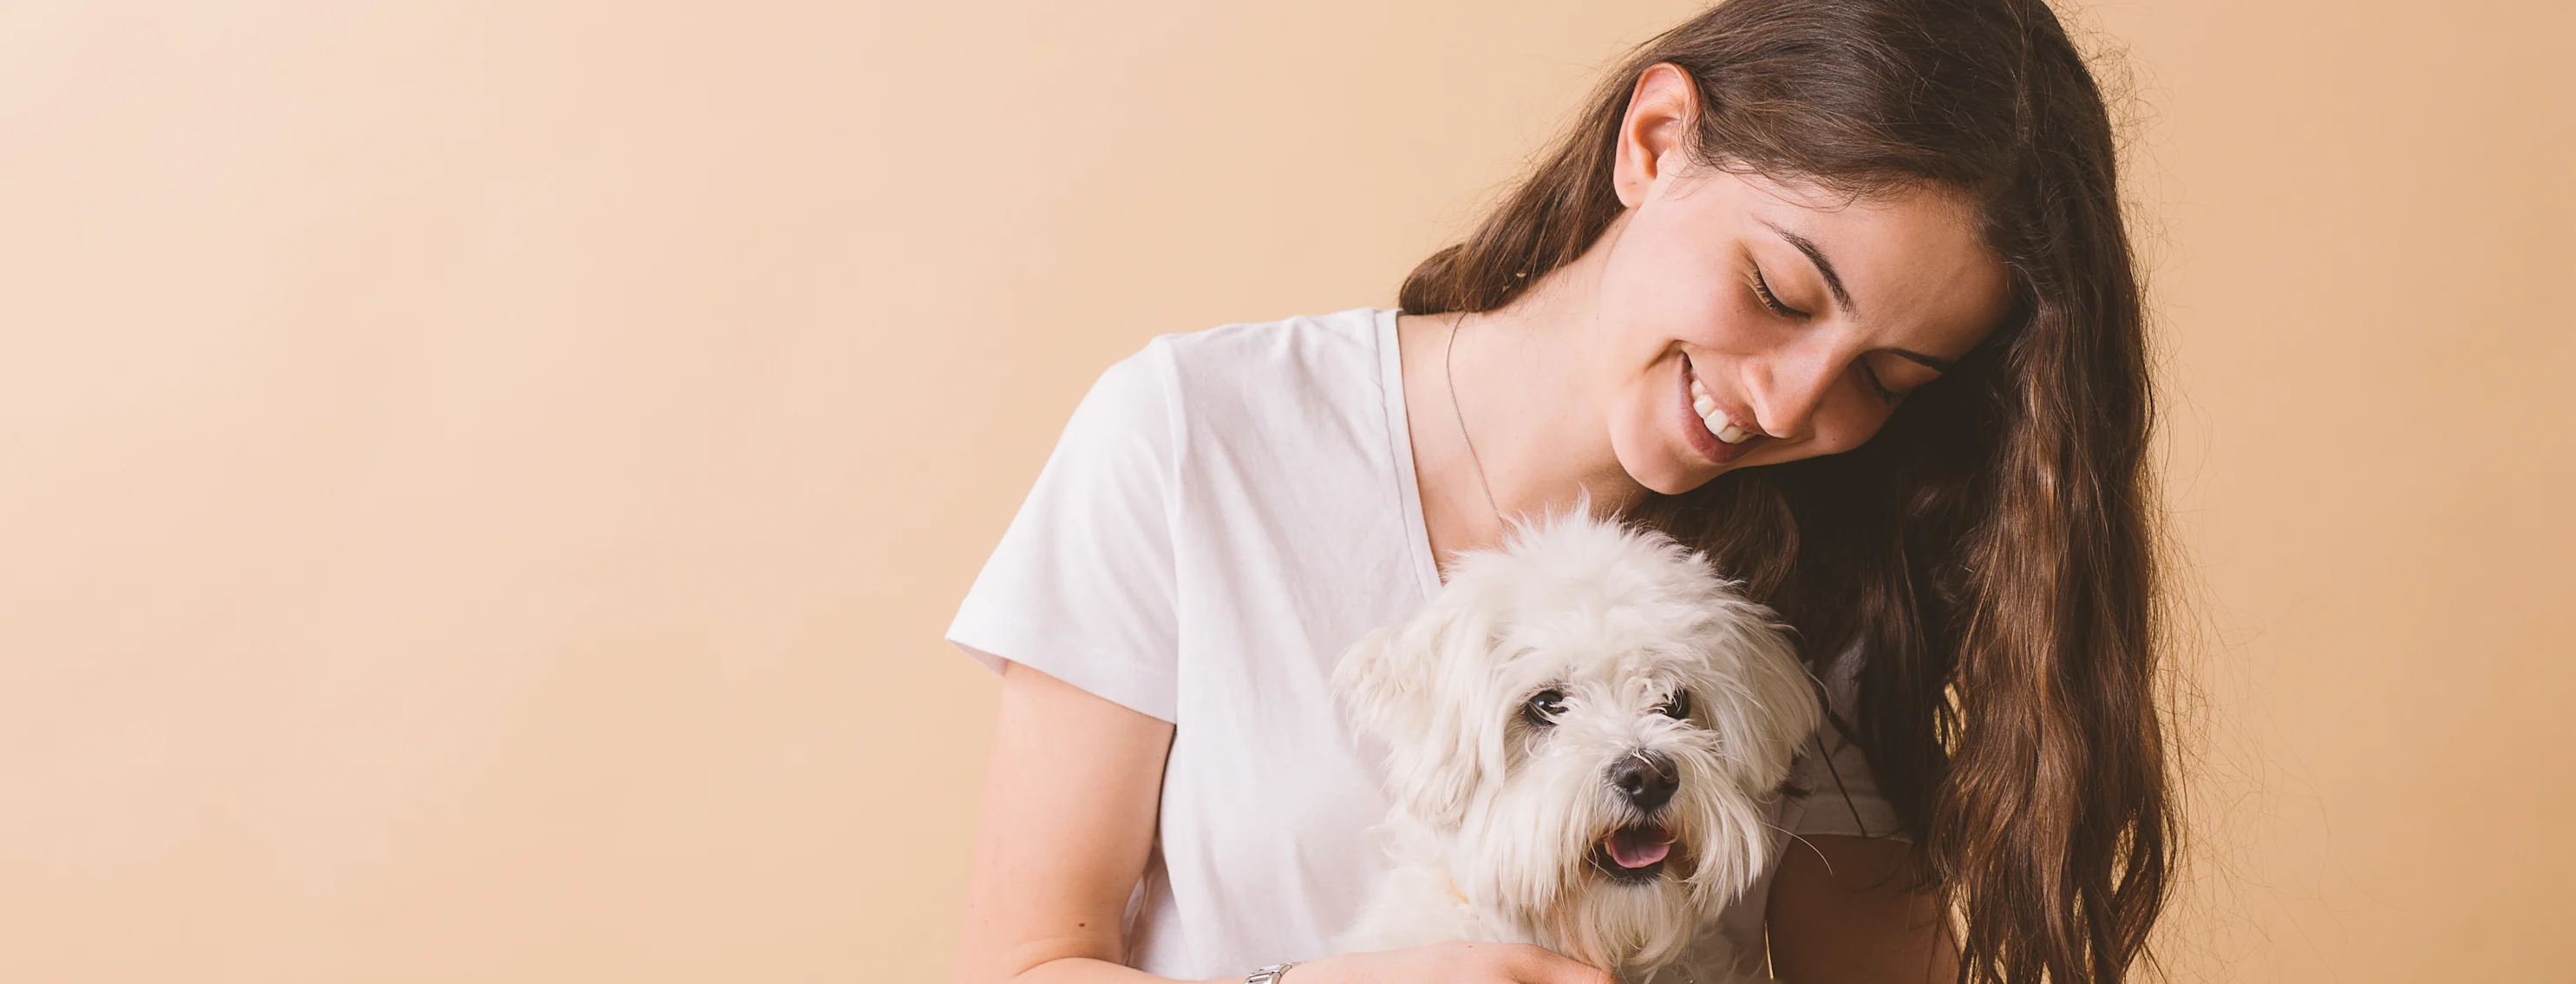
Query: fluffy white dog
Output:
[[1333, 508, 1821, 983]]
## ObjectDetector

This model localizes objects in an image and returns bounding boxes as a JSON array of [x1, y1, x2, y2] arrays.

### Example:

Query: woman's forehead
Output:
[[1690, 168, 2010, 345]]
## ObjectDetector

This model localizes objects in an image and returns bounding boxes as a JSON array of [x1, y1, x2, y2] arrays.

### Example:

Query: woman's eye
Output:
[[1655, 691, 1692, 719], [1522, 689, 1567, 726], [1749, 266, 1809, 319], [1860, 362, 1899, 403]]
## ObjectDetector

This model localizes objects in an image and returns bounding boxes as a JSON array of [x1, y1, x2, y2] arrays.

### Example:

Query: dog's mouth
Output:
[[1590, 823, 1679, 882]]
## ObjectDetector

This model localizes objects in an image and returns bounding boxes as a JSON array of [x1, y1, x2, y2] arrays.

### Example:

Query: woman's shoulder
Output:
[[1130, 305, 1395, 409], [1072, 306, 1410, 503], [1052, 306, 1398, 475], [1065, 308, 1402, 475]]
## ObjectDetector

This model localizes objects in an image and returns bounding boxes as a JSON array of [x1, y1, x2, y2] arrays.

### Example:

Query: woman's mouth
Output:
[[1677, 358, 1764, 465]]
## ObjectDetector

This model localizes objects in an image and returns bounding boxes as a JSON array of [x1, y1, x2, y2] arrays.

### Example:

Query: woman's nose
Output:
[[1743, 345, 1844, 441]]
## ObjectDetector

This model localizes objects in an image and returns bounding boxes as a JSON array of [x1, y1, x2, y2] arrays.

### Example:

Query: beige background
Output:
[[2, 0, 2568, 981]]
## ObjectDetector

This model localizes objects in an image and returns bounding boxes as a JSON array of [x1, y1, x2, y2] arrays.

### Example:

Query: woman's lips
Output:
[[1677, 358, 1763, 466]]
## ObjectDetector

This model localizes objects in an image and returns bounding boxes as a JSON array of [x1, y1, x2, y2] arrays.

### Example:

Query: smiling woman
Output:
[[950, 1, 2170, 983], [1394, 0, 2173, 978], [1556, 148, 2015, 489]]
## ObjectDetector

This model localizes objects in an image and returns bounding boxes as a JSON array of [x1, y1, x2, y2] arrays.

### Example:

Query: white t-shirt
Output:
[[945, 305, 1903, 980]]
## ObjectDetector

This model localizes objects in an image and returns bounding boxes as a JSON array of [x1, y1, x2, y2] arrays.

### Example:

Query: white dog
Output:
[[1333, 508, 1821, 983]]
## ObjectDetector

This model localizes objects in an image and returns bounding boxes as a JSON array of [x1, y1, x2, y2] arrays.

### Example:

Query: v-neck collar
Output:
[[1376, 306, 1448, 600]]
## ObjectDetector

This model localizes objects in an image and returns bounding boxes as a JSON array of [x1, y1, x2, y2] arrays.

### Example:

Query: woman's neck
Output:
[[1398, 224, 1650, 564]]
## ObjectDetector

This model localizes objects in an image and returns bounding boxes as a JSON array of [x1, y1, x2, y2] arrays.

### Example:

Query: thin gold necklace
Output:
[[1442, 311, 1506, 531]]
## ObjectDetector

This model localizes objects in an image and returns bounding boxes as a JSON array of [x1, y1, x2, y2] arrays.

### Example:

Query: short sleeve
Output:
[[943, 339, 1182, 723], [1783, 644, 1910, 842]]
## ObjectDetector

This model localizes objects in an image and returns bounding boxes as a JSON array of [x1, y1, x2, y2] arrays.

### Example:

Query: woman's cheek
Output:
[[1790, 392, 1886, 459]]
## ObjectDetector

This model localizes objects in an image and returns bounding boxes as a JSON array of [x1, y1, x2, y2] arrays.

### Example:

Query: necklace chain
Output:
[[1442, 311, 1506, 532]]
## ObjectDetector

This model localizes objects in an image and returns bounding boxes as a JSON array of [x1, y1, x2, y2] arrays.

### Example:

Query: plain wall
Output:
[[2, 1, 2568, 981]]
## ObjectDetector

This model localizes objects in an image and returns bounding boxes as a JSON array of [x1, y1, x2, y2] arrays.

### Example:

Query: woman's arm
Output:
[[956, 660, 1205, 984], [1763, 835, 1958, 983], [954, 662, 1617, 984]]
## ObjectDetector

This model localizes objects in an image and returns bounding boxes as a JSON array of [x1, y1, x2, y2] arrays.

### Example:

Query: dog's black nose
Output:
[[1610, 750, 1678, 812]]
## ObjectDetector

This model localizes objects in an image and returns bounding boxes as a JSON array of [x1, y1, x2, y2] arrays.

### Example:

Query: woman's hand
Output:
[[1281, 942, 1618, 984]]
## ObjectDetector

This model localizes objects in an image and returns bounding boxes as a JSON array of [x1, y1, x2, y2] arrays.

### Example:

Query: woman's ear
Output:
[[1614, 62, 1701, 209], [1332, 598, 1493, 829]]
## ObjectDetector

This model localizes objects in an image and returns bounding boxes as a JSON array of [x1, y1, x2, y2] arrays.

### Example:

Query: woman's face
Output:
[[1592, 161, 2014, 495]]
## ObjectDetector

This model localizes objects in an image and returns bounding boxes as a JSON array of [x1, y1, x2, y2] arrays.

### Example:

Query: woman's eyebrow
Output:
[[1886, 349, 1956, 372], [1757, 219, 1854, 316]]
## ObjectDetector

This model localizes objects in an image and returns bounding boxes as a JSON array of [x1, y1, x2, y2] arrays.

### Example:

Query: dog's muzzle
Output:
[[1590, 750, 1683, 882]]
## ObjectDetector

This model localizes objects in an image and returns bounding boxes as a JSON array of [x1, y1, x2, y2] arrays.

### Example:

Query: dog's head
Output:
[[1335, 506, 1821, 967]]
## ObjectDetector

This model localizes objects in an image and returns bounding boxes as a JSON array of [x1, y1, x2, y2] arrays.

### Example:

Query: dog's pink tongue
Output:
[[1607, 829, 1672, 869]]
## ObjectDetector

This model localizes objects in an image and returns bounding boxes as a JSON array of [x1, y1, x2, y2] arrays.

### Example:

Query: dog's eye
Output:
[[1655, 691, 1692, 719], [1522, 689, 1567, 726]]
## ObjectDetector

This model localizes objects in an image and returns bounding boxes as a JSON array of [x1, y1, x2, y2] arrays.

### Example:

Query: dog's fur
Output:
[[1333, 507, 1821, 982]]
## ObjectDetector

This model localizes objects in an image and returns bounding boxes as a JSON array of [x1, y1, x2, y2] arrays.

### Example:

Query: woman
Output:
[[946, 0, 2173, 981]]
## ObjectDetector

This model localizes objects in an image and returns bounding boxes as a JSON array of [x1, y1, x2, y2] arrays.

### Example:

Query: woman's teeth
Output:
[[1688, 377, 1755, 445]]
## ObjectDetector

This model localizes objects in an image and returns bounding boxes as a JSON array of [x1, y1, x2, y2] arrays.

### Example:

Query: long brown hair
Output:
[[1398, 1, 2172, 981]]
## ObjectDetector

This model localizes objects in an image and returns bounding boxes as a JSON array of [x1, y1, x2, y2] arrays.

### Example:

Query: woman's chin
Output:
[[1624, 451, 1732, 497], [1612, 413, 1757, 496]]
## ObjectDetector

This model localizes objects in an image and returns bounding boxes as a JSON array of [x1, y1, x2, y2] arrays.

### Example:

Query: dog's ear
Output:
[[1675, 603, 1825, 903], [1708, 605, 1825, 792], [1333, 596, 1495, 829]]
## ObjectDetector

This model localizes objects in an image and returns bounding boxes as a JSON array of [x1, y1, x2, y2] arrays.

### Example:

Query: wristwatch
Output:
[[1245, 961, 1298, 984]]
